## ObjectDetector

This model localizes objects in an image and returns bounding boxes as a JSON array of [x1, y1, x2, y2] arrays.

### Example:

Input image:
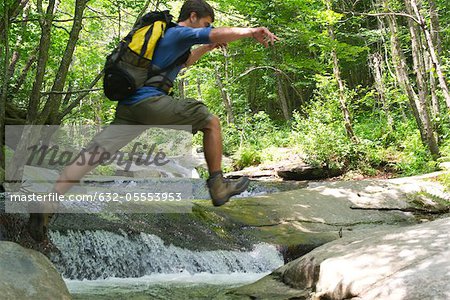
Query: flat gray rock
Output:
[[251, 217, 450, 300]]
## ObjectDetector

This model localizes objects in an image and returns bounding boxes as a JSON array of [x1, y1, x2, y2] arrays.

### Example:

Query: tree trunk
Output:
[[1, 3, 10, 183], [276, 73, 290, 120], [369, 53, 393, 127], [405, 0, 439, 157], [196, 77, 203, 101], [26, 0, 57, 124], [326, 10, 358, 143], [215, 66, 234, 124], [428, 0, 442, 55], [7, 0, 56, 191], [429, 56, 440, 118], [39, 0, 89, 125], [410, 0, 450, 110], [177, 69, 186, 99], [11, 50, 37, 95], [382, 0, 439, 158], [0, 0, 29, 36]]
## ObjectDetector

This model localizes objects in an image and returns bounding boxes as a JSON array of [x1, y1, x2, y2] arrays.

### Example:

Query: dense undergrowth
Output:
[[193, 75, 450, 178]]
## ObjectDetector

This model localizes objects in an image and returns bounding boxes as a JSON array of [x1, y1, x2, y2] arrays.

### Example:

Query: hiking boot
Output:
[[207, 173, 250, 206], [28, 213, 54, 242]]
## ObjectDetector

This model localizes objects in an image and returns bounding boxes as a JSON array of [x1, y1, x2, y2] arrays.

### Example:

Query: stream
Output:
[[47, 179, 296, 299]]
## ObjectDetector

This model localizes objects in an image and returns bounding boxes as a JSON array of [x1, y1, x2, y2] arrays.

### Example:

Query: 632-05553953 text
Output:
[[7, 192, 183, 202]]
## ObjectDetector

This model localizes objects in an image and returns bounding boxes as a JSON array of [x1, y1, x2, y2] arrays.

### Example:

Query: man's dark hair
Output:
[[177, 0, 215, 23]]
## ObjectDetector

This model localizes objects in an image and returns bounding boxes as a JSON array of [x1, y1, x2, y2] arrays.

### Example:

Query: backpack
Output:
[[103, 10, 190, 101]]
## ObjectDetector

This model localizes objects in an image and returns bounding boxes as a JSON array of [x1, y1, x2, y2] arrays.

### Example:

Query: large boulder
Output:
[[0, 241, 71, 299], [231, 217, 450, 299]]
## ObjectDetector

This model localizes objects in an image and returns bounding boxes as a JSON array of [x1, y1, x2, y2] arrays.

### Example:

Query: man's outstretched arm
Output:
[[184, 27, 279, 67], [210, 27, 280, 47]]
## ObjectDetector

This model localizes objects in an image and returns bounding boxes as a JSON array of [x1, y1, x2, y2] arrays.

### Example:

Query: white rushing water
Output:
[[65, 272, 271, 294], [50, 230, 284, 281]]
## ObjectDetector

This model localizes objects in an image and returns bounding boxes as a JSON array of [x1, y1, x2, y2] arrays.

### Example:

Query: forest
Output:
[[1, 0, 450, 180]]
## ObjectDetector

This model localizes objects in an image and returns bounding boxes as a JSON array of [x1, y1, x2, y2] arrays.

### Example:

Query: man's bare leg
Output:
[[53, 152, 103, 194], [28, 149, 105, 241], [201, 115, 249, 206], [201, 116, 222, 174]]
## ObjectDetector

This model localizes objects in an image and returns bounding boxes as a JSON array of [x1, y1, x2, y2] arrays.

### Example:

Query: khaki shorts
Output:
[[87, 95, 213, 153]]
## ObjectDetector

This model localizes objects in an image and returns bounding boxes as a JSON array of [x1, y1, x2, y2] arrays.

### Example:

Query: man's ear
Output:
[[190, 12, 198, 22]]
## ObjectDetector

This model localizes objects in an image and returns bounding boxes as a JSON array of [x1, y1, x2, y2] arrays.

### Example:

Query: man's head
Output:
[[177, 0, 215, 28]]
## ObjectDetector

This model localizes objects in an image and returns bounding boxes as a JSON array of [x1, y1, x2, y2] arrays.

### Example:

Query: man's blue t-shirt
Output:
[[119, 25, 212, 105]]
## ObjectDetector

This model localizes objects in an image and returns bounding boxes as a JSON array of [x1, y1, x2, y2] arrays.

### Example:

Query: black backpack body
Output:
[[103, 11, 190, 101]]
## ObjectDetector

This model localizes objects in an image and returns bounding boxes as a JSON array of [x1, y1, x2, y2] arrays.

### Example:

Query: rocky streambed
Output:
[[1, 170, 449, 299]]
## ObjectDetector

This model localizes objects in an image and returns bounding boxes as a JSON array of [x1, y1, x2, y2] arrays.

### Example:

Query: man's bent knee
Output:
[[201, 115, 220, 132]]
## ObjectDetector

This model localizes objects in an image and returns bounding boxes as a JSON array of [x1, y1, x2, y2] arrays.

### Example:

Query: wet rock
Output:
[[227, 159, 343, 181], [0, 241, 71, 299], [277, 162, 343, 180]]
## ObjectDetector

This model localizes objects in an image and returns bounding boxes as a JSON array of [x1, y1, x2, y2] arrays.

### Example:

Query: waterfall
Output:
[[49, 230, 283, 280]]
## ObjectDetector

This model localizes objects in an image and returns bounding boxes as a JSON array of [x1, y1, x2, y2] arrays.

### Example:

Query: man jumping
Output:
[[28, 0, 279, 241]]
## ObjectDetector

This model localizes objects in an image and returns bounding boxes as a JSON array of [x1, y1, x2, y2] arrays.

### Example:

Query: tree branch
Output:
[[339, 11, 420, 24], [11, 15, 117, 23], [231, 66, 304, 100], [60, 71, 103, 118], [41, 88, 102, 95]]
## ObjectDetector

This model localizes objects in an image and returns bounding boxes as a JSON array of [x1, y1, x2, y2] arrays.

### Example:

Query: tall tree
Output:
[[326, 0, 358, 143], [39, 0, 89, 125], [382, 0, 439, 157], [410, 0, 450, 109]]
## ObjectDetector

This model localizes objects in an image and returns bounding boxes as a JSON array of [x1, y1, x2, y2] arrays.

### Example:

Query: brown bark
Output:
[[40, 0, 89, 125], [27, 0, 57, 124]]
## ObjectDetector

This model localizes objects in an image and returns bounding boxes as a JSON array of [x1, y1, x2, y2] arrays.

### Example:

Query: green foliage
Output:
[[437, 173, 450, 192], [4, 0, 450, 180], [233, 145, 262, 169]]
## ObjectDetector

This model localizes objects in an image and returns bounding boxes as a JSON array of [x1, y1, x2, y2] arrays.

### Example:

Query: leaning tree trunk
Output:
[[410, 0, 450, 110], [405, 0, 439, 157], [427, 0, 442, 118], [382, 0, 439, 158]]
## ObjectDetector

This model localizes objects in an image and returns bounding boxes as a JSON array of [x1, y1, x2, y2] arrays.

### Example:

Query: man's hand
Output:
[[251, 27, 280, 47]]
